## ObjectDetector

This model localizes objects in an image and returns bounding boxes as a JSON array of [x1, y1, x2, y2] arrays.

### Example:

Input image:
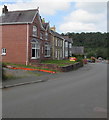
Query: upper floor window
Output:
[[1, 48, 6, 55], [33, 26, 37, 37], [55, 38, 58, 46], [45, 32, 48, 40], [40, 33, 43, 39], [65, 42, 68, 47], [69, 43, 72, 48]]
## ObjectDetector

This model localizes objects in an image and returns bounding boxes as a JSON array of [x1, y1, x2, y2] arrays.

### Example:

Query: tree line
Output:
[[62, 32, 108, 59]]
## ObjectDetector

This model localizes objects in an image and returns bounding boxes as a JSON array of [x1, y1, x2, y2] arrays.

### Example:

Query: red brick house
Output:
[[0, 5, 51, 65]]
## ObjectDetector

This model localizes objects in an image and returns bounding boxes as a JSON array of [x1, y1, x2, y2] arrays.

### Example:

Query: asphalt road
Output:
[[2, 63, 107, 118]]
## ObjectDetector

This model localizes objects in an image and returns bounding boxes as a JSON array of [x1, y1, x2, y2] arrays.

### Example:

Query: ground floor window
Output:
[[55, 49, 58, 58], [45, 43, 50, 57], [31, 42, 40, 59], [69, 51, 72, 56], [60, 50, 62, 58], [65, 50, 68, 57], [1, 48, 6, 55]]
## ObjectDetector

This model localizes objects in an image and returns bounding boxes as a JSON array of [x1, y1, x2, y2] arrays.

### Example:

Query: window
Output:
[[1, 48, 6, 55], [40, 33, 43, 39], [60, 50, 62, 58], [65, 50, 68, 57], [60, 40, 63, 47], [45, 43, 50, 57], [58, 40, 60, 46], [33, 26, 37, 37], [31, 42, 40, 59], [65, 42, 68, 47], [55, 49, 58, 58], [69, 43, 72, 48], [45, 32, 48, 40], [69, 51, 72, 56], [55, 38, 57, 46]]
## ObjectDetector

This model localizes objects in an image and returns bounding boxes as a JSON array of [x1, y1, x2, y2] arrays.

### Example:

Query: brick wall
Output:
[[1, 24, 27, 64]]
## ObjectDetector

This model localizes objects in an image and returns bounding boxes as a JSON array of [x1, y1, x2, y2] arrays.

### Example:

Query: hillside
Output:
[[62, 32, 108, 59]]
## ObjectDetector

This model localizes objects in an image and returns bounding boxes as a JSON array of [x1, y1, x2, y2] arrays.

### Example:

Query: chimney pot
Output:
[[2, 5, 8, 14]]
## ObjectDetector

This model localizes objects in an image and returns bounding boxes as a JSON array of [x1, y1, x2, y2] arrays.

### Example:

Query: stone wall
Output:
[[32, 62, 83, 72]]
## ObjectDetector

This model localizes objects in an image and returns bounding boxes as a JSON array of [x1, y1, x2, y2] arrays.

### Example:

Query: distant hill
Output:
[[62, 32, 108, 59]]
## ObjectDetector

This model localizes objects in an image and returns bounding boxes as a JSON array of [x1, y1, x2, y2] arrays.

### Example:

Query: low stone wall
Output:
[[32, 63, 58, 70], [32, 62, 83, 72], [58, 62, 83, 72]]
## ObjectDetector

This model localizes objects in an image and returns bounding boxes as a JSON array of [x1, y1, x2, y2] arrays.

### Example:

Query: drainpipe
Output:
[[26, 23, 29, 66]]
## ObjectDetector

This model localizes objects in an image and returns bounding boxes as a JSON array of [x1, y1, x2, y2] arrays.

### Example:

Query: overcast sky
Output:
[[0, 0, 108, 33]]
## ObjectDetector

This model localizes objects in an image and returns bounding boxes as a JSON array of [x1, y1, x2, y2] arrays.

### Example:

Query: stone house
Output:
[[62, 36, 73, 58], [51, 30, 65, 60], [0, 5, 51, 65]]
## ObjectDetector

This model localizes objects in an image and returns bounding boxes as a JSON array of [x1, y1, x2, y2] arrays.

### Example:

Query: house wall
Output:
[[1, 24, 27, 64], [52, 36, 63, 60], [28, 14, 51, 65], [28, 15, 42, 64]]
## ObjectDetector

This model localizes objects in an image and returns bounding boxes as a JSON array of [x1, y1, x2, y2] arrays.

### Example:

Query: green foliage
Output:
[[41, 60, 76, 66]]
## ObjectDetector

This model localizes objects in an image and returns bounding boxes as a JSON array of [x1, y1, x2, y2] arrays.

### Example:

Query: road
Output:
[[2, 63, 107, 118]]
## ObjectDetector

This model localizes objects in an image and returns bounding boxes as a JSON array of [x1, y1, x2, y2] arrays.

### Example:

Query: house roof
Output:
[[62, 35, 73, 43], [43, 23, 49, 29], [0, 9, 38, 25], [51, 30, 64, 40]]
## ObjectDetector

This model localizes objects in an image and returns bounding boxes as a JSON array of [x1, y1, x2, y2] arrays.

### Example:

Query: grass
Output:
[[2, 62, 57, 72], [41, 59, 77, 67], [2, 72, 21, 81]]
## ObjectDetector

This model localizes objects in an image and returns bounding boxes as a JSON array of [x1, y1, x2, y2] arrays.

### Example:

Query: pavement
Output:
[[2, 61, 107, 89], [2, 68, 59, 88]]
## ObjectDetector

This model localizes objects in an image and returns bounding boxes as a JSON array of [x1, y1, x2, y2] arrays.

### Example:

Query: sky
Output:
[[0, 0, 108, 33]]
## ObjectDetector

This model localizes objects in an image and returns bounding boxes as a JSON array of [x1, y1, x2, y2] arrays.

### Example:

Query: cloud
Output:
[[64, 9, 105, 24], [59, 2, 107, 33], [59, 22, 98, 33], [76, 2, 107, 13], [0, 0, 71, 15]]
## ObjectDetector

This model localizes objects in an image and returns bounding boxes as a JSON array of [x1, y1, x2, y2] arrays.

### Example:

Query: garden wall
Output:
[[32, 62, 83, 72]]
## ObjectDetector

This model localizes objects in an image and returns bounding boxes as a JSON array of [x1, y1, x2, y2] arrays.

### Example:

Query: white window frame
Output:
[[33, 26, 37, 37], [44, 43, 50, 57], [1, 48, 6, 55], [31, 42, 40, 59]]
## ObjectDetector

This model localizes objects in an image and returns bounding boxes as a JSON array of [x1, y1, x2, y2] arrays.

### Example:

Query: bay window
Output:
[[31, 42, 40, 59]]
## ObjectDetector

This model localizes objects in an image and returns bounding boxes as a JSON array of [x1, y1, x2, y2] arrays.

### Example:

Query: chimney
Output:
[[50, 25, 56, 31], [2, 5, 8, 14], [42, 18, 45, 23]]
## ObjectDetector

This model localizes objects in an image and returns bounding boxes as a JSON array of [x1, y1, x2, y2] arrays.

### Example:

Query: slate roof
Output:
[[0, 9, 38, 25], [62, 36, 73, 43], [43, 23, 49, 29], [51, 30, 64, 40]]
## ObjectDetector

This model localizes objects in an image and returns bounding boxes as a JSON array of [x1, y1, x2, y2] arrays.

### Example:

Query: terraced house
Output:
[[51, 29, 65, 60], [0, 5, 51, 65]]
